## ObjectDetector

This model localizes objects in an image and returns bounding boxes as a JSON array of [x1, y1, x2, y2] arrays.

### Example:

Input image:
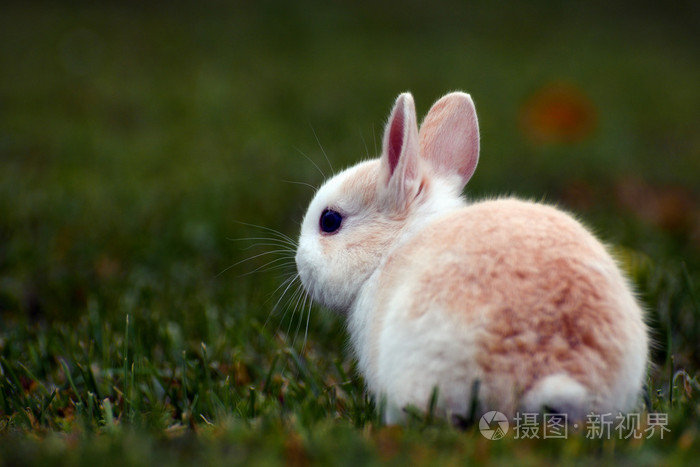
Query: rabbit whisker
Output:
[[236, 256, 297, 278], [285, 284, 307, 340], [309, 123, 334, 176], [233, 221, 298, 245], [234, 242, 295, 254], [292, 289, 311, 348], [217, 249, 294, 278], [282, 179, 318, 193], [294, 146, 327, 182], [232, 249, 296, 267], [264, 273, 302, 329], [230, 237, 298, 249], [301, 292, 313, 353], [359, 128, 372, 159]]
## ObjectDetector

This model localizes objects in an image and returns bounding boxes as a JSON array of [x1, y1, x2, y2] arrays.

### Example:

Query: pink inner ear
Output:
[[388, 109, 404, 176], [418, 93, 479, 186]]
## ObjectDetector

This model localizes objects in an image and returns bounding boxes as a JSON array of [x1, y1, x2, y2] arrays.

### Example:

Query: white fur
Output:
[[522, 374, 590, 419]]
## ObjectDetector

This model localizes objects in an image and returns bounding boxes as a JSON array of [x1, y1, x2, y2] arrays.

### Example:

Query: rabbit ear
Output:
[[379, 92, 422, 211], [418, 92, 479, 190]]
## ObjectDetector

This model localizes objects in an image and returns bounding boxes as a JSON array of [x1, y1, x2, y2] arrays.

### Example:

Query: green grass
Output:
[[1, 0, 699, 464]]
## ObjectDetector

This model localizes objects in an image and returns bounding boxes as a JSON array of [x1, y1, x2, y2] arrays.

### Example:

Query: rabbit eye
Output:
[[319, 209, 343, 233]]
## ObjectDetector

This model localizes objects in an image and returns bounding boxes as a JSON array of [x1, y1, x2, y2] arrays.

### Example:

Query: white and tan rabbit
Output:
[[295, 91, 648, 424]]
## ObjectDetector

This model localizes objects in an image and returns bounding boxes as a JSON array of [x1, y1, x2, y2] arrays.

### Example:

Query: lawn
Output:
[[1, 1, 699, 465]]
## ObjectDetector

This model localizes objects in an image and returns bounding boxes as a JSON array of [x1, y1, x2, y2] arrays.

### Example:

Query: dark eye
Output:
[[319, 209, 343, 233]]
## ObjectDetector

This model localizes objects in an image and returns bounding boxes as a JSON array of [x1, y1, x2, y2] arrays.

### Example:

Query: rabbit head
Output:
[[295, 92, 480, 313]]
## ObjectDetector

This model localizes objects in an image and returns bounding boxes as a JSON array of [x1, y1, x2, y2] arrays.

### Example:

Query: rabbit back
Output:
[[355, 197, 648, 421]]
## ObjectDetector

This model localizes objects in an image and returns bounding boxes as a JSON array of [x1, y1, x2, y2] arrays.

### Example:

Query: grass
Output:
[[1, 0, 699, 464]]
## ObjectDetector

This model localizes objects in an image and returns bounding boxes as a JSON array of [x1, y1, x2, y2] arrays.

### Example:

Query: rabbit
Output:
[[294, 91, 649, 425]]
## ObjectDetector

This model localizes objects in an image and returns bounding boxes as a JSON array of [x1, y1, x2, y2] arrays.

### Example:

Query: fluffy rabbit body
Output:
[[295, 92, 648, 424]]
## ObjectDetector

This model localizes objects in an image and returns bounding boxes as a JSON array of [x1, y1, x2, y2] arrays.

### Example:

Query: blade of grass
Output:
[[39, 389, 58, 426], [201, 342, 213, 410], [263, 354, 279, 394], [669, 355, 675, 408], [17, 362, 49, 396], [87, 391, 95, 431], [181, 350, 188, 407], [129, 362, 135, 424], [248, 387, 256, 419], [0, 356, 29, 409], [681, 262, 699, 313], [426, 386, 439, 425], [60, 359, 86, 407], [76, 361, 102, 401], [0, 380, 8, 414], [102, 397, 117, 433], [123, 314, 130, 423]]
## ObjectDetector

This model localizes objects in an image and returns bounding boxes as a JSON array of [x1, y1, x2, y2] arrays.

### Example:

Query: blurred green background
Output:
[[2, 0, 698, 315], [2, 0, 699, 352], [0, 0, 699, 457]]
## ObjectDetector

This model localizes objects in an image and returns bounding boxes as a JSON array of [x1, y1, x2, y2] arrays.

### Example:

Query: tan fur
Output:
[[338, 161, 380, 208], [373, 199, 644, 415]]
